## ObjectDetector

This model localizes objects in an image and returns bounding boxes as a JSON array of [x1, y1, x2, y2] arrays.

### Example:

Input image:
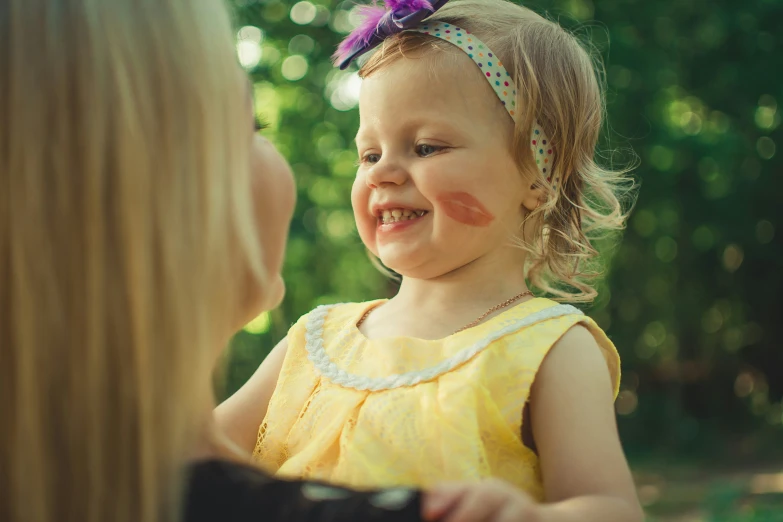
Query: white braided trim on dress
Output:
[[304, 303, 584, 392]]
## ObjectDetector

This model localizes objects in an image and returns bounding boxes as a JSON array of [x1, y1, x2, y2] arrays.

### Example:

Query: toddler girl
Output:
[[218, 0, 642, 519]]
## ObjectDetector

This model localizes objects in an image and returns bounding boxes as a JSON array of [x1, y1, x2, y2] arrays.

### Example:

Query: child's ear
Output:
[[521, 181, 544, 213]]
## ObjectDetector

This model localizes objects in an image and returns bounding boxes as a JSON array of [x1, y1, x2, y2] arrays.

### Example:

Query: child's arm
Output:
[[424, 325, 644, 522], [528, 324, 643, 521], [214, 337, 288, 453]]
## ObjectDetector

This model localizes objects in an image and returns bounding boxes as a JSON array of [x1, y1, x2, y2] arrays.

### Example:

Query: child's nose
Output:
[[365, 156, 409, 189]]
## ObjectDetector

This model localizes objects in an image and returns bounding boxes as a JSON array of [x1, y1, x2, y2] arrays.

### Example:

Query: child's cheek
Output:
[[435, 191, 495, 227], [351, 178, 380, 255]]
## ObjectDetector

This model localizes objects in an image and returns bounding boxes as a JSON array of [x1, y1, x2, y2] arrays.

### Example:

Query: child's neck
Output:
[[396, 273, 529, 312], [363, 256, 532, 340]]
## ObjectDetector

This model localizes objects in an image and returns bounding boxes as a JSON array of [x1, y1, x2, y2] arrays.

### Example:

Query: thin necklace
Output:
[[355, 290, 534, 335]]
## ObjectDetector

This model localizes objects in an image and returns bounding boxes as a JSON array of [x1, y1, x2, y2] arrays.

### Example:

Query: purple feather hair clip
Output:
[[333, 0, 450, 69]]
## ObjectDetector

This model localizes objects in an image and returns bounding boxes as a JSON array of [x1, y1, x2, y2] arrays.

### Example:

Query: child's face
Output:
[[353, 53, 529, 279]]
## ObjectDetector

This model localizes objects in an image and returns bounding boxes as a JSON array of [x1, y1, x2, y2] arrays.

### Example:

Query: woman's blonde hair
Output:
[[0, 1, 265, 521], [360, 0, 636, 302]]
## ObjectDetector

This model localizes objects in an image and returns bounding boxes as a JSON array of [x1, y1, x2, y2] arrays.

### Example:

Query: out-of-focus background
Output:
[[218, 0, 783, 519]]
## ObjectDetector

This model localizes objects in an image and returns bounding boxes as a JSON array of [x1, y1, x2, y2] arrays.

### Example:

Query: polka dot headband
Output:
[[409, 22, 557, 185]]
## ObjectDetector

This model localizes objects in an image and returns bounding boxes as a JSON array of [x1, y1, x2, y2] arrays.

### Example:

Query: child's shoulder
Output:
[[494, 297, 610, 340], [489, 298, 620, 397], [486, 297, 587, 338]]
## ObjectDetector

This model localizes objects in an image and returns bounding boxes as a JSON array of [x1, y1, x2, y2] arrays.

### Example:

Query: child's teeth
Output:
[[379, 208, 427, 224]]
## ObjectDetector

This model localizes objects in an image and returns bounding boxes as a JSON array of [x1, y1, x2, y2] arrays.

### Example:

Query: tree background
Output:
[[220, 0, 783, 518]]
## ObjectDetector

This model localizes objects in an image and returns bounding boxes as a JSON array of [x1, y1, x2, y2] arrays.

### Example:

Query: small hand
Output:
[[423, 479, 541, 522]]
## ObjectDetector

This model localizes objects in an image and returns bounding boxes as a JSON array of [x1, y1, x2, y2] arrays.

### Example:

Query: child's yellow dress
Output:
[[253, 298, 620, 500]]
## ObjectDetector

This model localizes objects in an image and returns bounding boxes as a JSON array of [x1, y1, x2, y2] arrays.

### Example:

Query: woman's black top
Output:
[[184, 459, 423, 522]]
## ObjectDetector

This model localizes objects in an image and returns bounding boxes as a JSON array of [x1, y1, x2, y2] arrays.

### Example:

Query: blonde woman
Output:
[[0, 0, 432, 521]]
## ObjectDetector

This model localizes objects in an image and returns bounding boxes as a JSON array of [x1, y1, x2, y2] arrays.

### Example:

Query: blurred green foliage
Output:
[[221, 0, 783, 478]]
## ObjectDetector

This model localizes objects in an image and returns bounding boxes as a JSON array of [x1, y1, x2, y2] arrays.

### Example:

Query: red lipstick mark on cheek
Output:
[[436, 191, 495, 227]]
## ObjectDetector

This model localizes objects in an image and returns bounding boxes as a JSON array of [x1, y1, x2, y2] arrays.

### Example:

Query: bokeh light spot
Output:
[[331, 10, 355, 34], [263, 2, 288, 22], [756, 136, 776, 159], [609, 65, 632, 89], [616, 390, 639, 415], [289, 34, 315, 55], [649, 145, 674, 171], [722, 328, 744, 352], [655, 236, 678, 262], [290, 1, 317, 25], [632, 209, 657, 237], [691, 225, 715, 250], [282, 55, 309, 81], [237, 25, 263, 44], [722, 244, 744, 272], [755, 220, 775, 244], [680, 111, 702, 135], [701, 307, 723, 334], [643, 321, 667, 348], [735, 372, 755, 397], [755, 94, 780, 130], [327, 72, 362, 111], [316, 132, 346, 160], [237, 40, 262, 70], [261, 44, 281, 66], [325, 210, 357, 240], [312, 5, 331, 26]]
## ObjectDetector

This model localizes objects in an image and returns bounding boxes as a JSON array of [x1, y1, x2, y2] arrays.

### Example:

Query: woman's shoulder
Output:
[[183, 459, 422, 522]]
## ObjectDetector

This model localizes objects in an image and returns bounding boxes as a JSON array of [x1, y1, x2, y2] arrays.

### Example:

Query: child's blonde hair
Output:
[[0, 1, 265, 521], [360, 0, 635, 302]]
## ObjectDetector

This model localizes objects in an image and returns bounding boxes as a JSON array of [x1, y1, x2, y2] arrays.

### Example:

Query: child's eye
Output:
[[254, 115, 269, 132], [361, 153, 381, 164], [416, 144, 443, 157]]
